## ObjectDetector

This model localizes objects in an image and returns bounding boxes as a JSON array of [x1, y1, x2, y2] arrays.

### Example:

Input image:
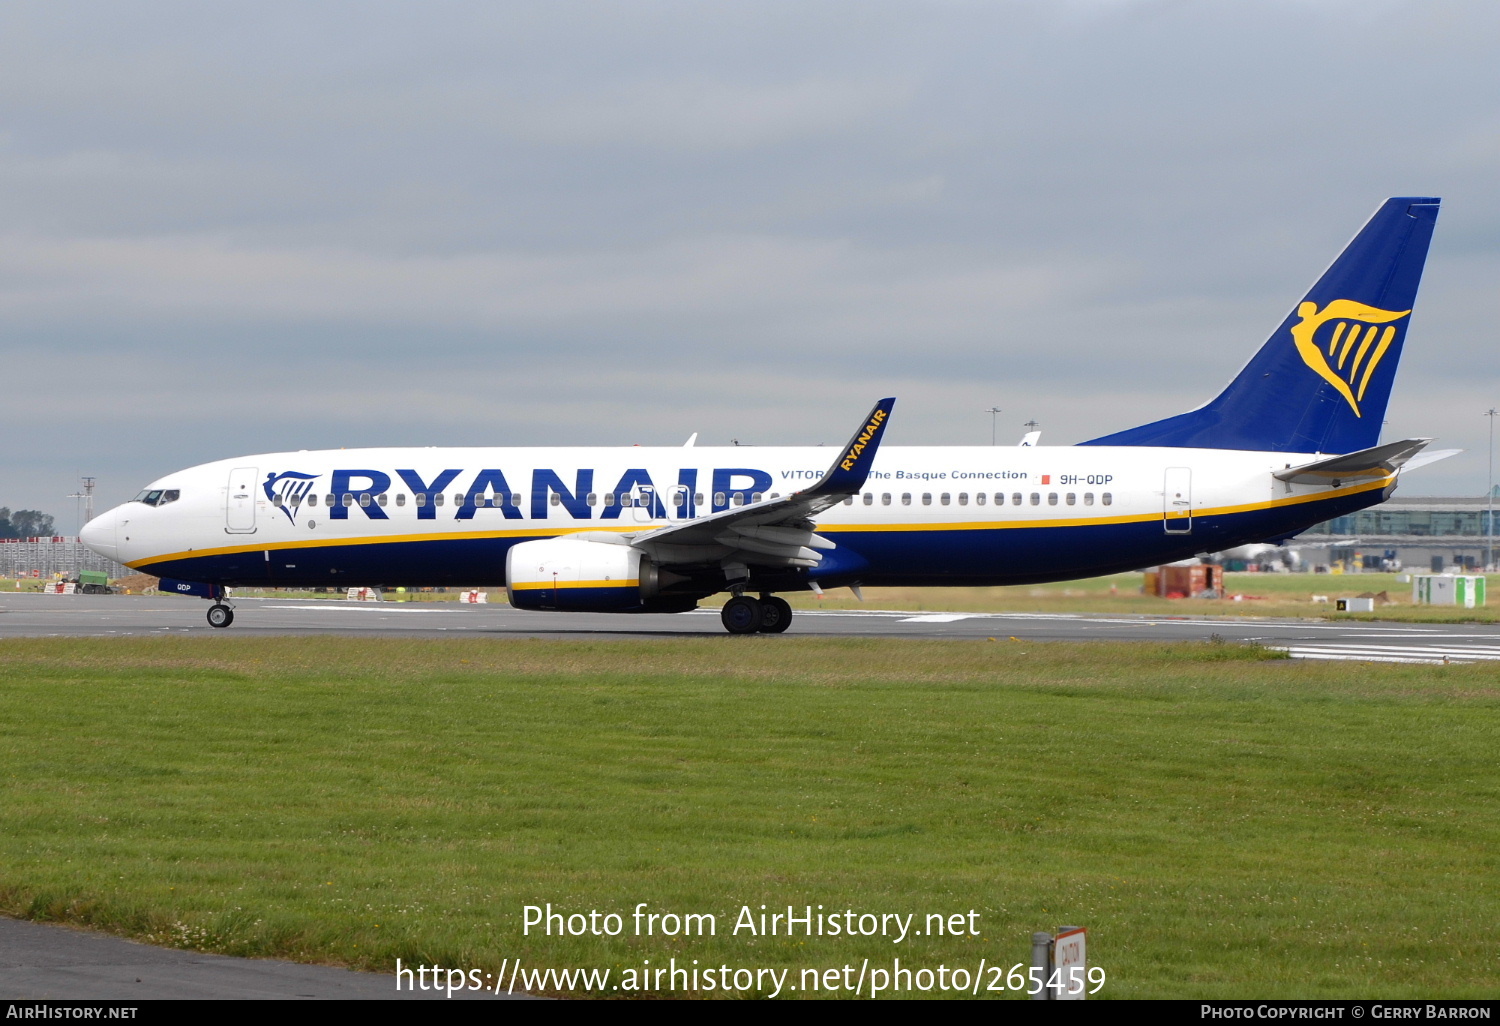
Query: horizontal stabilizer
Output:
[[1274, 438, 1432, 486], [1399, 448, 1462, 474]]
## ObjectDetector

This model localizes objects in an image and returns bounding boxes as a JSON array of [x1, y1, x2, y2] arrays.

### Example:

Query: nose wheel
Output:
[[207, 603, 235, 629]]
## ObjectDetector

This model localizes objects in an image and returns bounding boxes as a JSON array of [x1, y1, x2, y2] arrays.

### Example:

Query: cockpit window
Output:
[[132, 489, 181, 507]]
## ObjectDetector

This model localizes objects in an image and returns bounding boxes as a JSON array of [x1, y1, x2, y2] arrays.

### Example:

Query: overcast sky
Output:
[[3, 0, 1498, 529]]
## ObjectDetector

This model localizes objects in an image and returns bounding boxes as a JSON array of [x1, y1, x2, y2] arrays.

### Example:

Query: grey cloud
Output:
[[2, 0, 1498, 513]]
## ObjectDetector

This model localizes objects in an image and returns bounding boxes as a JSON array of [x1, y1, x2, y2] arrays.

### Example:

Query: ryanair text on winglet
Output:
[[839, 409, 888, 472]]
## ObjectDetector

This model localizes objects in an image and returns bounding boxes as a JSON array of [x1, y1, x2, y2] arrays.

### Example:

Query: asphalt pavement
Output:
[[2, 591, 1499, 663], [0, 916, 519, 1000]]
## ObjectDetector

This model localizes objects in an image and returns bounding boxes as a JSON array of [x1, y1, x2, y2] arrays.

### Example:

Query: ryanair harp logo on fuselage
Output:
[[264, 471, 320, 525], [1290, 300, 1410, 418]]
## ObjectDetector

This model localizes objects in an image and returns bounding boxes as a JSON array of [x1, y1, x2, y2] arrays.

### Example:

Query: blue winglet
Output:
[[803, 398, 895, 498]]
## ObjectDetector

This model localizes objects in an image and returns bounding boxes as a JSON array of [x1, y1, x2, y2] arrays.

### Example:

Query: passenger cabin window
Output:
[[359, 493, 371, 507], [752, 493, 763, 503], [714, 492, 725, 506], [695, 493, 705, 505], [922, 493, 932, 505], [395, 494, 405, 506], [377, 493, 387, 507], [1083, 493, 1093, 506], [1102, 492, 1113, 506], [603, 493, 615, 506], [975, 493, 985, 506], [1066, 493, 1076, 505], [1047, 493, 1058, 506], [1012, 493, 1023, 505], [940, 493, 950, 505], [1030, 493, 1040, 505], [415, 493, 426, 507], [863, 493, 874, 505], [958, 492, 968, 505], [434, 493, 444, 507], [342, 494, 354, 507], [550, 493, 562, 506], [843, 496, 854, 505], [586, 492, 598, 506], [307, 494, 318, 507], [881, 493, 891, 505], [902, 493, 911, 505]]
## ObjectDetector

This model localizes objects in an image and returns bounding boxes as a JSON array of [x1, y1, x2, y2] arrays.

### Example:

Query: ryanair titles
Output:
[[839, 408, 888, 472], [266, 467, 776, 524]]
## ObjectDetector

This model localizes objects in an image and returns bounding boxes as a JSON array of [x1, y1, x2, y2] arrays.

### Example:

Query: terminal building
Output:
[[1297, 494, 1499, 573]]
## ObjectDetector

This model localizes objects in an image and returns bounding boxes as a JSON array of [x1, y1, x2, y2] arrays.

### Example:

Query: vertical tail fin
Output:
[[1081, 197, 1440, 454]]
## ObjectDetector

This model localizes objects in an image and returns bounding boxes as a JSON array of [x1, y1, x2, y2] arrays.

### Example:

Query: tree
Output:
[[0, 508, 55, 539]]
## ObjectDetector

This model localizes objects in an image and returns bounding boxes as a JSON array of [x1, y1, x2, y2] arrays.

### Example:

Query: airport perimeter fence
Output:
[[0, 537, 134, 579]]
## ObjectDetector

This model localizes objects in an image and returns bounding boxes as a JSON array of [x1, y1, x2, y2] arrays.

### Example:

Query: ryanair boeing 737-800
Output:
[[81, 197, 1454, 633]]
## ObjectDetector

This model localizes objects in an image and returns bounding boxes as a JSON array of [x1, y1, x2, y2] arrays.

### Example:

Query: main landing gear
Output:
[[720, 594, 793, 635], [207, 603, 235, 629]]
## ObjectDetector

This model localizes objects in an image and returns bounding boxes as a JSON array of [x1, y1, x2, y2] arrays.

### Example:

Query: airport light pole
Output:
[[986, 407, 1002, 446], [1487, 409, 1497, 572]]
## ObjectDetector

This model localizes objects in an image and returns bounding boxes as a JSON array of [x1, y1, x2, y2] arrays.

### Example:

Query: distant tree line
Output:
[[0, 508, 56, 539]]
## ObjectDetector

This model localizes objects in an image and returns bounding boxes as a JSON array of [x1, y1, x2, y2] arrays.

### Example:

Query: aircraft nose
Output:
[[80, 507, 120, 562]]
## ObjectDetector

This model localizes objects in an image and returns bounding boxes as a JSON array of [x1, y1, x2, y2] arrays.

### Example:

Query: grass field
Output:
[[1, 636, 1496, 999]]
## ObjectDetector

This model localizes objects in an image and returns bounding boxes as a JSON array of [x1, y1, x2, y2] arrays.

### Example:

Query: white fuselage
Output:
[[82, 443, 1390, 592]]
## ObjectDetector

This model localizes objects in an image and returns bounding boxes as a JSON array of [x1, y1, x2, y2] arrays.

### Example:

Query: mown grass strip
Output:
[[1, 636, 1496, 998]]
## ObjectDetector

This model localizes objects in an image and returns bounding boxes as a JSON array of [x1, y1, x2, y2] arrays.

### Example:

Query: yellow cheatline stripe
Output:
[[128, 475, 1391, 569], [510, 579, 638, 591]]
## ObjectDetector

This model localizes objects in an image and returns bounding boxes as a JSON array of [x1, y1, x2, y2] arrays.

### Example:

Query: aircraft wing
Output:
[[1273, 438, 1434, 486], [627, 398, 894, 569]]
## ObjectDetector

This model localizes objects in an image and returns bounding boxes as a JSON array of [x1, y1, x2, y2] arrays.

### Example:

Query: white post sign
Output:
[[1053, 926, 1087, 1000]]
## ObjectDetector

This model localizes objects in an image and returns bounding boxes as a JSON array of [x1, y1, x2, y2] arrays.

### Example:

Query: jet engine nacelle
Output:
[[506, 537, 665, 612]]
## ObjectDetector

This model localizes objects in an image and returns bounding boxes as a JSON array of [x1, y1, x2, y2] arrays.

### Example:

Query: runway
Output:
[[3, 592, 1499, 662]]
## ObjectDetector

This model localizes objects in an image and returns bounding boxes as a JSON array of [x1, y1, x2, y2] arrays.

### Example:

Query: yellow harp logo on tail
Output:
[[1290, 300, 1410, 418]]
